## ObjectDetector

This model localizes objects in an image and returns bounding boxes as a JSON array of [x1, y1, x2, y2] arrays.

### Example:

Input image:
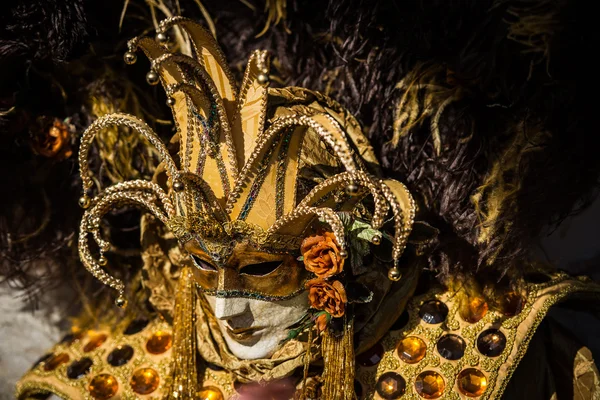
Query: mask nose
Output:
[[212, 296, 249, 320]]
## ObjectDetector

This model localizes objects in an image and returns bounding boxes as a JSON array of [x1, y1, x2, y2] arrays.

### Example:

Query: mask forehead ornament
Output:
[[77, 16, 415, 307]]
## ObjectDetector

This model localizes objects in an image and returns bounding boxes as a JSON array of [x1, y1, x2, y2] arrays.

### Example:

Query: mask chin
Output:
[[205, 291, 309, 360]]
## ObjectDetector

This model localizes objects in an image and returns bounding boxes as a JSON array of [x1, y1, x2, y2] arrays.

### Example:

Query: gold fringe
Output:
[[321, 318, 355, 400], [166, 267, 198, 399], [299, 324, 314, 400]]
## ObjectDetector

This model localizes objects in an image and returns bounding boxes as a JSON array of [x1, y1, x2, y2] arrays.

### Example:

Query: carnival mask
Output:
[[76, 20, 415, 393], [184, 241, 309, 359]]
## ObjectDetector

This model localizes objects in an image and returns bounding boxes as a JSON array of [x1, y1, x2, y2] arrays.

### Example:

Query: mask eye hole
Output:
[[191, 255, 217, 272], [240, 261, 282, 277]]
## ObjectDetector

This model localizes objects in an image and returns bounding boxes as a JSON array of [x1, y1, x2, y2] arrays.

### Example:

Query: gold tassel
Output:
[[321, 318, 355, 400], [299, 324, 315, 400], [166, 267, 198, 399]]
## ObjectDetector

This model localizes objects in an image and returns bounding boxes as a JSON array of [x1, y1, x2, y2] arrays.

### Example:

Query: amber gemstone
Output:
[[146, 331, 172, 354], [356, 342, 384, 367], [83, 333, 108, 352], [130, 368, 160, 394], [397, 336, 427, 364], [391, 311, 410, 330], [44, 353, 70, 371], [437, 334, 466, 360], [419, 300, 448, 324], [67, 357, 93, 379], [32, 353, 52, 369], [107, 345, 134, 367], [477, 329, 507, 357], [460, 297, 488, 323], [501, 291, 525, 317], [415, 371, 445, 399], [198, 386, 224, 400], [124, 319, 149, 335], [60, 331, 83, 345], [457, 368, 488, 397], [376, 372, 406, 399], [89, 374, 119, 400]]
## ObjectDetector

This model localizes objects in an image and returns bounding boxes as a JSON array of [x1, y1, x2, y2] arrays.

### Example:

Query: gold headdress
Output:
[[78, 16, 415, 303]]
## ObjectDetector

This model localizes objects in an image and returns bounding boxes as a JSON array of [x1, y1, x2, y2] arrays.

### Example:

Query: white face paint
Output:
[[205, 291, 308, 360]]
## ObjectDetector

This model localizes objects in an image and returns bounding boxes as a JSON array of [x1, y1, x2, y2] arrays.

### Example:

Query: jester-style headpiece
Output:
[[77, 16, 415, 306]]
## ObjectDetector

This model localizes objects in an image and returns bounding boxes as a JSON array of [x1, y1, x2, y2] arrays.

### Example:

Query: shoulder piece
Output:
[[16, 317, 176, 399], [356, 272, 600, 400], [15, 315, 234, 400]]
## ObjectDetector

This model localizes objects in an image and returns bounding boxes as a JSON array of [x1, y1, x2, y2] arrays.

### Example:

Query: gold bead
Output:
[[44, 353, 70, 371], [115, 296, 127, 309], [79, 195, 91, 209], [388, 267, 402, 281], [172, 180, 184, 192], [345, 183, 360, 196], [339, 249, 348, 259], [98, 256, 108, 266], [166, 97, 176, 106], [372, 235, 381, 245], [146, 70, 159, 85], [257, 72, 270, 85], [156, 32, 169, 44], [123, 51, 137, 65], [83, 333, 108, 352]]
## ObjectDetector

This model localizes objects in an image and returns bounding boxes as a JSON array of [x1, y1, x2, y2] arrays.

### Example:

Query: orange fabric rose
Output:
[[301, 231, 344, 278], [306, 279, 347, 318]]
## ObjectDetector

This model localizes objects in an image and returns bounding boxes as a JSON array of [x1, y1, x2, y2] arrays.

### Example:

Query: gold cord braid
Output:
[[297, 170, 389, 229], [79, 190, 171, 302], [179, 173, 228, 221], [150, 52, 238, 178], [225, 114, 358, 213], [78, 113, 179, 194], [268, 206, 347, 251], [165, 82, 233, 142], [379, 180, 416, 265], [97, 180, 176, 217], [157, 16, 239, 98]]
